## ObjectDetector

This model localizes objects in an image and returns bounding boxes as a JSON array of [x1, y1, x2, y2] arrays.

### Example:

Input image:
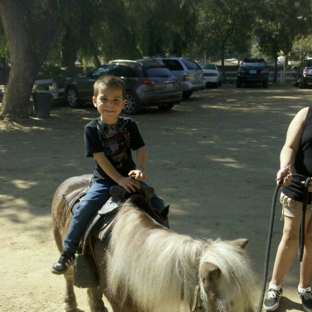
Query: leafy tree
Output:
[[254, 0, 312, 81], [0, 0, 59, 120], [291, 35, 312, 60], [197, 0, 257, 80]]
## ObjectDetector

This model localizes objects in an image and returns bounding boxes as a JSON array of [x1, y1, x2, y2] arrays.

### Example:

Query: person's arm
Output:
[[128, 146, 147, 181], [276, 107, 309, 183], [93, 152, 140, 193]]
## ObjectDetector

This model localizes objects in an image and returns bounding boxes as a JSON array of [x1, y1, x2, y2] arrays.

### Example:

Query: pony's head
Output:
[[198, 238, 256, 312]]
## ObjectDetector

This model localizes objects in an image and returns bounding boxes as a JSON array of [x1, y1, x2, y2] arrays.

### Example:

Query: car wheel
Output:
[[158, 103, 175, 111], [219, 81, 222, 87], [66, 87, 82, 108], [299, 77, 306, 89], [124, 91, 141, 115], [182, 91, 193, 99], [263, 80, 268, 88]]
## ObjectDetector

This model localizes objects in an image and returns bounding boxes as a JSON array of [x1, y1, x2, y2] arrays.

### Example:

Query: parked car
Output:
[[64, 58, 182, 114], [159, 57, 205, 99], [199, 63, 222, 87], [294, 58, 312, 88], [236, 58, 269, 88]]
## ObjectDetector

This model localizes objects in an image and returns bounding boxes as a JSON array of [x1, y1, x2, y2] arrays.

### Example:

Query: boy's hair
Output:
[[93, 75, 126, 99]]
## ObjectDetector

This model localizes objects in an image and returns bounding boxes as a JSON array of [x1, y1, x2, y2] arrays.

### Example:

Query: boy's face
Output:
[[93, 86, 126, 124]]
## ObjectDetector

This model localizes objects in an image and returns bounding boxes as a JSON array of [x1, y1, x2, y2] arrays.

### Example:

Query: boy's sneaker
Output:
[[51, 251, 75, 275], [298, 287, 312, 312], [263, 287, 283, 311]]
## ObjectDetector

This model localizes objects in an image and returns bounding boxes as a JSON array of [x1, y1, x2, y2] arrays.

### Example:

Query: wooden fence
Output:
[[223, 70, 296, 84]]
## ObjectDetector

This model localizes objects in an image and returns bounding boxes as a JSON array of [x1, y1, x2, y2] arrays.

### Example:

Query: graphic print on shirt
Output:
[[101, 121, 131, 169]]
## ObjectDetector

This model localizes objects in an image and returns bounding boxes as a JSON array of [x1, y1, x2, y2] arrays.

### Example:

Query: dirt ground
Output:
[[0, 84, 311, 312]]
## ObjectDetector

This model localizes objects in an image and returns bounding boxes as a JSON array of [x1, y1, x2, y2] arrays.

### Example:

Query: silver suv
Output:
[[64, 58, 182, 114], [160, 57, 205, 99]]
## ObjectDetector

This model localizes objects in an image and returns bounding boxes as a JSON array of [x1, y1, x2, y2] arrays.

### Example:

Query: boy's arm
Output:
[[93, 152, 140, 193]]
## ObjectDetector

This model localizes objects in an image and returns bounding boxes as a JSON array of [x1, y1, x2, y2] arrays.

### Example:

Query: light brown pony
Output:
[[52, 175, 256, 312]]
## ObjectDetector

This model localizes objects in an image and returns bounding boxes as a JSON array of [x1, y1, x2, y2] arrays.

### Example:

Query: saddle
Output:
[[62, 183, 157, 288]]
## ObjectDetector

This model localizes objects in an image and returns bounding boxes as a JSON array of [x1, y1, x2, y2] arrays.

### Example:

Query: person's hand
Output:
[[117, 176, 140, 193], [276, 165, 292, 186], [128, 169, 147, 181]]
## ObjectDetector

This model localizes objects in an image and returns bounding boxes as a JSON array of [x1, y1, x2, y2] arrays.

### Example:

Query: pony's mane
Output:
[[106, 202, 203, 312], [105, 201, 256, 312]]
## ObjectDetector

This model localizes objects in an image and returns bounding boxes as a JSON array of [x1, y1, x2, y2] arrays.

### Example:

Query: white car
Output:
[[200, 63, 222, 87]]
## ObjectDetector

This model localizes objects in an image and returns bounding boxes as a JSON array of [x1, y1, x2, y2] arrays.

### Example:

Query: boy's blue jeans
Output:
[[63, 179, 165, 253]]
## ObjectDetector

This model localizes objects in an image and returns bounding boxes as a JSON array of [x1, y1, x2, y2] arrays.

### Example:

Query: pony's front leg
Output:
[[63, 267, 78, 311], [87, 287, 108, 312]]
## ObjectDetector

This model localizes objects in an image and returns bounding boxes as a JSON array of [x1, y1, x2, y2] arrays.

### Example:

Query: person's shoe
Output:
[[263, 287, 283, 311], [298, 287, 312, 312], [51, 251, 75, 275]]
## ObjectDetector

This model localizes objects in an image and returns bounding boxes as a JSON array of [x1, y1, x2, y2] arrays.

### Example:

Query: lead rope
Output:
[[257, 174, 309, 312], [298, 177, 311, 262], [257, 180, 282, 312]]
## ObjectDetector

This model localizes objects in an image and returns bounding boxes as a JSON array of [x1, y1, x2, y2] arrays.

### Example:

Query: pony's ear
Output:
[[228, 238, 248, 249], [161, 205, 170, 219]]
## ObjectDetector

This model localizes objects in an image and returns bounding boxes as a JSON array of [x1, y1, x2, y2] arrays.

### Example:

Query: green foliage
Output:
[[196, 0, 257, 62], [36, 64, 71, 88], [291, 35, 312, 60], [2, 0, 312, 72], [254, 0, 312, 59]]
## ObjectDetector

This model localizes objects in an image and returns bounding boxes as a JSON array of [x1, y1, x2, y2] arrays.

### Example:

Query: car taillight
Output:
[[140, 79, 154, 85], [183, 74, 190, 81]]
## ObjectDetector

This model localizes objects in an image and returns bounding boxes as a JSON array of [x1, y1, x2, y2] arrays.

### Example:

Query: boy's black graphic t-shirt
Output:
[[84, 116, 145, 181]]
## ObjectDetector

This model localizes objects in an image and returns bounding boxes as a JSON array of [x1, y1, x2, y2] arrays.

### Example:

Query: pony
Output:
[[52, 175, 256, 312]]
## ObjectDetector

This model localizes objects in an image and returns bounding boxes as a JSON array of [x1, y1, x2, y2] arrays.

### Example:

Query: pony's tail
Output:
[[199, 239, 256, 312]]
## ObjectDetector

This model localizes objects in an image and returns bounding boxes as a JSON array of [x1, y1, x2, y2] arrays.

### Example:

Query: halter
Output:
[[192, 284, 205, 312]]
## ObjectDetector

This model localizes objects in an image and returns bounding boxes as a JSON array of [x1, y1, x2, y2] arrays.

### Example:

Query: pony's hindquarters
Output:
[[199, 239, 256, 312]]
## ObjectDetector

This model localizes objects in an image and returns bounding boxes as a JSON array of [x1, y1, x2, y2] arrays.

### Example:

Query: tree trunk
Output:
[[61, 26, 80, 77], [0, 0, 59, 120]]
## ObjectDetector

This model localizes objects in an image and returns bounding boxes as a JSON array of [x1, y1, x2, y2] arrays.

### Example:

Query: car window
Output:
[[201, 64, 217, 70], [181, 58, 201, 70], [109, 65, 139, 78], [145, 67, 174, 78], [242, 61, 267, 67], [306, 60, 312, 67], [92, 66, 112, 78], [162, 60, 184, 71]]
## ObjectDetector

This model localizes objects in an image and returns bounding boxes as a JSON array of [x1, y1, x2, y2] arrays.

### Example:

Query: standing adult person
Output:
[[264, 107, 312, 311]]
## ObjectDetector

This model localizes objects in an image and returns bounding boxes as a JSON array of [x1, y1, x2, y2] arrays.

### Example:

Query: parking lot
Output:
[[0, 84, 311, 311]]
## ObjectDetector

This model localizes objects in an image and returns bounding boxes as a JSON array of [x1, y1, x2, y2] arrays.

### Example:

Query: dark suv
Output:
[[236, 58, 269, 88], [64, 58, 182, 114], [294, 59, 312, 88]]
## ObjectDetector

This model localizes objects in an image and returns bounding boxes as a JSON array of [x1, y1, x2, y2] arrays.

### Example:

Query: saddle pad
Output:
[[97, 211, 117, 241]]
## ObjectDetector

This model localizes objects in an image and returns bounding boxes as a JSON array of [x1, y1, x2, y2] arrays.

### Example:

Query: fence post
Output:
[[279, 70, 283, 83]]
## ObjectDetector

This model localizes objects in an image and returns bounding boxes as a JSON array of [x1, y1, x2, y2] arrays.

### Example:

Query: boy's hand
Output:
[[118, 176, 140, 193], [128, 169, 147, 181]]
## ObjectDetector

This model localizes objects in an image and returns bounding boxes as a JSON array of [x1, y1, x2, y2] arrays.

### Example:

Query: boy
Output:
[[51, 75, 165, 274]]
